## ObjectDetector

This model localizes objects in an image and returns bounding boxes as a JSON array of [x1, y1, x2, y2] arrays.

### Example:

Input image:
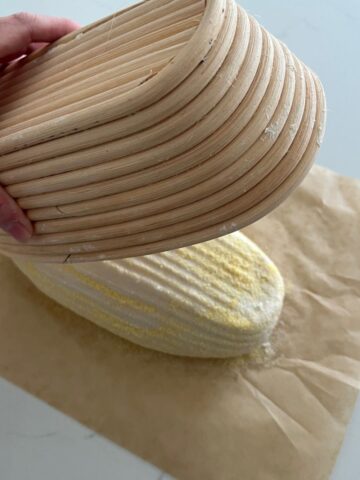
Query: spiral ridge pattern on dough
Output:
[[14, 232, 285, 358]]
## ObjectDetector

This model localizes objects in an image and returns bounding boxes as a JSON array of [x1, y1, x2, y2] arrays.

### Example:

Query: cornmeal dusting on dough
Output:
[[20, 263, 198, 349], [176, 235, 280, 330], [66, 265, 157, 315], [14, 232, 284, 359], [20, 262, 245, 356]]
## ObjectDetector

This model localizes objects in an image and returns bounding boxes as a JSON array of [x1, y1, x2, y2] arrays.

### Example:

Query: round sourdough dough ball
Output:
[[14, 232, 284, 358]]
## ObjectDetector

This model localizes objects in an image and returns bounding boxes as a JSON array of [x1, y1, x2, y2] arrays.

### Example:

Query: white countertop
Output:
[[0, 1, 359, 479]]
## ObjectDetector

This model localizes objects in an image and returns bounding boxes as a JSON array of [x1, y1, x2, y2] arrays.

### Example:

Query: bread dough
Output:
[[14, 232, 284, 358]]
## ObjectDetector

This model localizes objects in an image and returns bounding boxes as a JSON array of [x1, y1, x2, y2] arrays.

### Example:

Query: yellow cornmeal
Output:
[[19, 263, 223, 356], [67, 265, 158, 315], [18, 263, 249, 357], [14, 232, 284, 358]]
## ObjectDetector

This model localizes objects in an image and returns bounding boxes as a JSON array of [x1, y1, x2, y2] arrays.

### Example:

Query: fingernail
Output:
[[3, 222, 32, 242]]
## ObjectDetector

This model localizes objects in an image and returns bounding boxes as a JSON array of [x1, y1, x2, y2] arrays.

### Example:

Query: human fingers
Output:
[[0, 187, 33, 242], [0, 12, 79, 62]]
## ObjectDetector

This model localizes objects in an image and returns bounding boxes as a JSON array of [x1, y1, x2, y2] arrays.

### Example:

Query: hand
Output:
[[0, 12, 79, 241]]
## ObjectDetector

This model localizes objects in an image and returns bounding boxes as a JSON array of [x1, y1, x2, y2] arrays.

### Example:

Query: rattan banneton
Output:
[[0, 0, 326, 262]]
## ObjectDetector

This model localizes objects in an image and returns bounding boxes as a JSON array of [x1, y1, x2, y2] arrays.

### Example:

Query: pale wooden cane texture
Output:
[[0, 0, 326, 262]]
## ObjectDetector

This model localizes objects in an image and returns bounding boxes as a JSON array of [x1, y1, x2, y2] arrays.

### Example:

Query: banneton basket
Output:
[[0, 0, 326, 263]]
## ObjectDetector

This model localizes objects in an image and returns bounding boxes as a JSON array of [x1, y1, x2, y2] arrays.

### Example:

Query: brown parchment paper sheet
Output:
[[0, 165, 359, 480]]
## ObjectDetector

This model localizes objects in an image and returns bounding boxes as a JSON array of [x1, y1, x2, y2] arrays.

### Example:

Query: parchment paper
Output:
[[0, 165, 359, 480]]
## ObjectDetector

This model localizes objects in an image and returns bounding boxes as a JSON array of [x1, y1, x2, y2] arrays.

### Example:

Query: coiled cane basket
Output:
[[0, 0, 326, 262]]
